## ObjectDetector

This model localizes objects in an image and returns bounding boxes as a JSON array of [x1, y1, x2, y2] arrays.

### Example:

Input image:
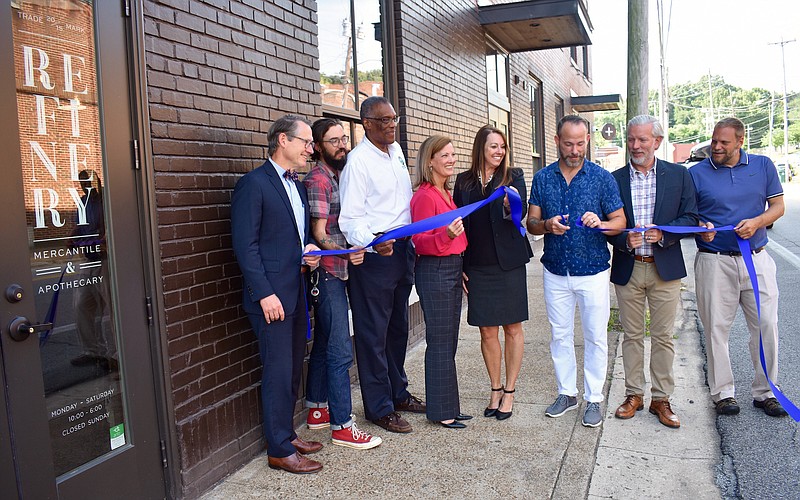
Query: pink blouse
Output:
[[410, 183, 468, 257]]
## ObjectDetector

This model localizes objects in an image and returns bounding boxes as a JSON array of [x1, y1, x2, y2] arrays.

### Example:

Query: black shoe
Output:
[[753, 397, 788, 417], [484, 386, 504, 417], [495, 388, 515, 421], [439, 420, 466, 429], [455, 413, 473, 421], [715, 397, 740, 415]]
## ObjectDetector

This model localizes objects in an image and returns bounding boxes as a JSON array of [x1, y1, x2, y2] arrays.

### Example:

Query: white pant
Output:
[[543, 268, 610, 402]]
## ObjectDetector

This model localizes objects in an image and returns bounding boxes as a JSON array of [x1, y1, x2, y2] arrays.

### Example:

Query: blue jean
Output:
[[305, 268, 354, 429]]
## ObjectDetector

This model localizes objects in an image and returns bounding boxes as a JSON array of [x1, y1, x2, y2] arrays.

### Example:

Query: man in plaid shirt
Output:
[[302, 118, 381, 450], [607, 115, 697, 428]]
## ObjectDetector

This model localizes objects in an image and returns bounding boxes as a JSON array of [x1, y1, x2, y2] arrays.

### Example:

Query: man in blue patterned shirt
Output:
[[527, 114, 625, 428]]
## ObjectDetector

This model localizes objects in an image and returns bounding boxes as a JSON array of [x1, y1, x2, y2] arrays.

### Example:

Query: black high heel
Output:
[[484, 386, 504, 417], [495, 388, 516, 420]]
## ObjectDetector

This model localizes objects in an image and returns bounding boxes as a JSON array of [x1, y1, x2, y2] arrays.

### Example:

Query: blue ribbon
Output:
[[576, 220, 800, 421], [305, 186, 524, 256]]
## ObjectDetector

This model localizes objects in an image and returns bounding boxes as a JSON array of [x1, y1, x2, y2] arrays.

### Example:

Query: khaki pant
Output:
[[615, 261, 682, 399], [694, 250, 779, 402]]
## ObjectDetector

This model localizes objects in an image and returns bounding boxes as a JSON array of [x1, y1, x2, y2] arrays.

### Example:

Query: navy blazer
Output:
[[454, 167, 533, 271], [608, 160, 698, 285], [231, 160, 311, 316]]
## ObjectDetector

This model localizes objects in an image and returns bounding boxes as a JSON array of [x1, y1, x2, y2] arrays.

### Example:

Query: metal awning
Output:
[[571, 94, 622, 112], [478, 0, 592, 52]]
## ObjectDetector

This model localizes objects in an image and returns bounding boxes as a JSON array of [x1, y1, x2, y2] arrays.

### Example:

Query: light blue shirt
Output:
[[269, 158, 305, 248]]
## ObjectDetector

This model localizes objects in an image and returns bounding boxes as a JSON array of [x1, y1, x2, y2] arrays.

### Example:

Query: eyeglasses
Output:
[[287, 135, 314, 149], [364, 116, 400, 125], [322, 135, 349, 147]]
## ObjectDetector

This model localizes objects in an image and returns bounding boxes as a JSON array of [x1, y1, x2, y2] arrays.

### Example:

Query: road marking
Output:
[[767, 240, 800, 270]]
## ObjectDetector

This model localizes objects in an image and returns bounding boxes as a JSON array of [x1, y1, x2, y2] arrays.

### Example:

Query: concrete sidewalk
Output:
[[203, 240, 721, 499]]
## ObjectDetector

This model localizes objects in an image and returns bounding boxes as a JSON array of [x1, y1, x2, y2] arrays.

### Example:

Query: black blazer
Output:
[[608, 160, 698, 285], [231, 161, 311, 316], [454, 167, 533, 271]]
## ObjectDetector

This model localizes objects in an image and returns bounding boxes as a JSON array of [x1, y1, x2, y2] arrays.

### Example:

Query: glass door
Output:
[[0, 1, 165, 498]]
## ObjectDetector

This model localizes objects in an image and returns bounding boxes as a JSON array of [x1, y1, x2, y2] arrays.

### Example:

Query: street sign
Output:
[[601, 123, 616, 141]]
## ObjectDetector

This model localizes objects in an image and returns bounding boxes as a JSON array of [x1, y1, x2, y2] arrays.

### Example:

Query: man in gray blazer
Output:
[[608, 115, 698, 428]]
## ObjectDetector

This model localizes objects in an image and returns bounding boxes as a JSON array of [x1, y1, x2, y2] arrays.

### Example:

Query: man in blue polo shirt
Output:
[[527, 115, 625, 427], [691, 117, 787, 418]]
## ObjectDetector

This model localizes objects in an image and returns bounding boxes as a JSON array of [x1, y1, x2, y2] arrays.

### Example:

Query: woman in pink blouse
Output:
[[410, 135, 470, 429]]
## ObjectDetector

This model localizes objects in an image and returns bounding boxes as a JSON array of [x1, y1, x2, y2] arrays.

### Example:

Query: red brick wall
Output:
[[143, 1, 320, 497]]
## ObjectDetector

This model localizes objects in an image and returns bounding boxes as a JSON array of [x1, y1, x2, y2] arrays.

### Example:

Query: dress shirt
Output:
[[339, 138, 412, 248], [690, 150, 782, 252], [530, 159, 623, 276], [630, 162, 657, 256], [304, 161, 348, 280], [410, 183, 468, 256], [270, 158, 305, 245]]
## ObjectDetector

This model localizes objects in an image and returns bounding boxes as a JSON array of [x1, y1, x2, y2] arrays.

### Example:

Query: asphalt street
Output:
[[710, 182, 800, 499]]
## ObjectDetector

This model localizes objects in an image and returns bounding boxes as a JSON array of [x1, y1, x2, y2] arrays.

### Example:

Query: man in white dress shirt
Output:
[[339, 96, 426, 433]]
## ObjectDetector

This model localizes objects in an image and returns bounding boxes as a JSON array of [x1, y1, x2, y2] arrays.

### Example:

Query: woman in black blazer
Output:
[[453, 125, 533, 421]]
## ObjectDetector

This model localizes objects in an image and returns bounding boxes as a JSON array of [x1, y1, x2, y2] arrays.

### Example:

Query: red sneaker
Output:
[[306, 407, 330, 429], [331, 422, 382, 450]]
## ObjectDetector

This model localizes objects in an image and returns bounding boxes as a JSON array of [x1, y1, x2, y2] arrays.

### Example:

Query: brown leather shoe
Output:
[[395, 394, 426, 414], [291, 436, 323, 454], [371, 411, 412, 433], [614, 394, 644, 419], [649, 399, 681, 428], [267, 452, 322, 474]]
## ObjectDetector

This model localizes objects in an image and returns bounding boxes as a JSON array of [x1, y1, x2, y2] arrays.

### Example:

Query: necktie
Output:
[[283, 170, 299, 182]]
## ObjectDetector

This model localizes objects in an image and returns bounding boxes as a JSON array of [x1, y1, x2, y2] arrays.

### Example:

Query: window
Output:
[[486, 46, 510, 156], [582, 45, 590, 79], [317, 0, 391, 145], [555, 95, 564, 125], [529, 78, 544, 170], [570, 46, 578, 65], [485, 49, 508, 100]]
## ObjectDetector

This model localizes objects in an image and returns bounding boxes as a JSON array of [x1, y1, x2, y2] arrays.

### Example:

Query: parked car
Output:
[[682, 139, 711, 168], [775, 162, 792, 183]]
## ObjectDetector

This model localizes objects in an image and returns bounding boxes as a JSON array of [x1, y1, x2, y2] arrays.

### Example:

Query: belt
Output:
[[633, 255, 655, 263], [698, 246, 765, 257]]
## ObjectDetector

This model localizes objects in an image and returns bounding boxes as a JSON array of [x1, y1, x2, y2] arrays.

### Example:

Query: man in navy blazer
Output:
[[608, 115, 698, 428], [231, 115, 323, 474]]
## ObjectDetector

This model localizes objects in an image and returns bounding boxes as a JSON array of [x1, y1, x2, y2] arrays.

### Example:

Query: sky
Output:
[[589, 0, 800, 95]]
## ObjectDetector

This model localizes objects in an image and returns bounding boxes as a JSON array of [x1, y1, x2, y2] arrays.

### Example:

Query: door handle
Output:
[[7, 316, 53, 342]]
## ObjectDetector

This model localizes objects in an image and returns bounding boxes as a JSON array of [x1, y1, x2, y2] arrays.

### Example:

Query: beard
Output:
[[560, 154, 584, 168], [322, 149, 347, 171]]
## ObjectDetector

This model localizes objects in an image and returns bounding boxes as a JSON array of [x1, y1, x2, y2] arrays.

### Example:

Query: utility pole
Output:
[[707, 69, 714, 135], [769, 37, 795, 166], [769, 89, 775, 153], [627, 0, 648, 123], [656, 0, 671, 161]]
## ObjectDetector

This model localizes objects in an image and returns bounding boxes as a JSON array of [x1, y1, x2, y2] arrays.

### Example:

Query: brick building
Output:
[[1, 1, 618, 498]]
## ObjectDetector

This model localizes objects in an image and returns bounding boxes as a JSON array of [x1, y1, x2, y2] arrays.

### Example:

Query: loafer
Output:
[[395, 394, 426, 413], [714, 397, 740, 415], [614, 394, 644, 419], [267, 452, 322, 474], [649, 399, 680, 428], [753, 397, 788, 417], [290, 436, 323, 454], [371, 411, 412, 433]]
